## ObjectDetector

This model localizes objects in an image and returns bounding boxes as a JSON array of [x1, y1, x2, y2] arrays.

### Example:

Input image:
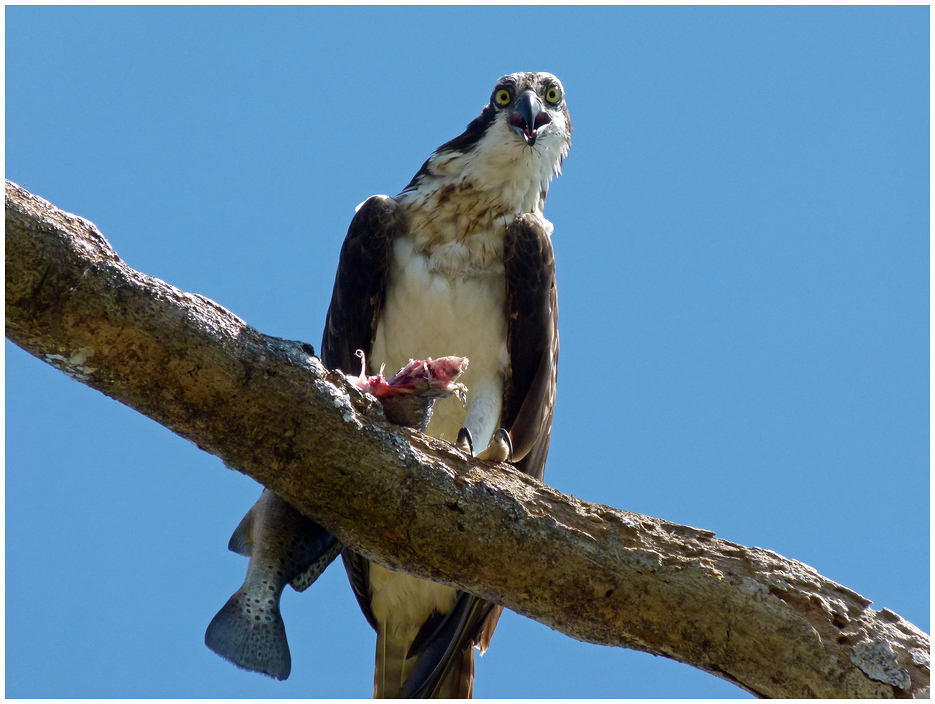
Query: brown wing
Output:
[[472, 214, 559, 653], [321, 194, 409, 632], [501, 212, 559, 482], [321, 194, 408, 374]]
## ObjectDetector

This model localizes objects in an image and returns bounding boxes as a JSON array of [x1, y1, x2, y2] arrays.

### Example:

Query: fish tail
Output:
[[205, 586, 291, 681]]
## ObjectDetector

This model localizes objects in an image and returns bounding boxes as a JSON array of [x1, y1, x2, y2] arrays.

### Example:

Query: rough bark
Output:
[[5, 179, 929, 698]]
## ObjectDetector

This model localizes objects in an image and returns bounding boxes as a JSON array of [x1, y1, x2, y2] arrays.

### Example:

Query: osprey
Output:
[[322, 72, 571, 698]]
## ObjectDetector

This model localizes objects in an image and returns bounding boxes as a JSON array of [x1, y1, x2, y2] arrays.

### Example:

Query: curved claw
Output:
[[476, 428, 513, 463], [456, 427, 474, 455], [494, 427, 514, 461]]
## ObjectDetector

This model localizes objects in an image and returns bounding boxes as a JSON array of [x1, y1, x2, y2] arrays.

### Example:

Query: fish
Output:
[[205, 488, 341, 680], [354, 353, 468, 431], [206, 356, 468, 680]]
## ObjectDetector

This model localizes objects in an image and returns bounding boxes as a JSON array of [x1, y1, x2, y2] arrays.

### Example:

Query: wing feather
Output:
[[321, 194, 409, 631], [402, 593, 495, 698], [501, 213, 559, 482], [321, 194, 408, 372]]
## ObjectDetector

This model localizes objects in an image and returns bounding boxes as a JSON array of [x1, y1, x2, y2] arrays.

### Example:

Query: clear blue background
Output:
[[6, 6, 929, 698]]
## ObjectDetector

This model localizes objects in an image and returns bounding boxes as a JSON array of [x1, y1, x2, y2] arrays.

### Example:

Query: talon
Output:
[[456, 427, 474, 455], [497, 428, 514, 461], [476, 428, 513, 463]]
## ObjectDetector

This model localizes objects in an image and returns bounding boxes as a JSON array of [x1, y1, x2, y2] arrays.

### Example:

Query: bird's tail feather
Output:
[[374, 621, 409, 698], [432, 646, 474, 698], [374, 625, 474, 699]]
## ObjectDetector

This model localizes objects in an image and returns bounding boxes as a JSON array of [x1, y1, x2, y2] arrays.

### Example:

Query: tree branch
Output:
[[5, 180, 929, 698]]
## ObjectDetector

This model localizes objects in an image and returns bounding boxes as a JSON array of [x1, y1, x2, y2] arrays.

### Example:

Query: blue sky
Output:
[[5, 6, 929, 699]]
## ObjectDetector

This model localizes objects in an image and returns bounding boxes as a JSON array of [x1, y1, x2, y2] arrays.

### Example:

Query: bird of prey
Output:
[[321, 71, 571, 698]]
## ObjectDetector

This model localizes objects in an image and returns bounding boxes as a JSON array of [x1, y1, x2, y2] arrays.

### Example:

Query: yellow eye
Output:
[[494, 88, 512, 107], [545, 86, 562, 105]]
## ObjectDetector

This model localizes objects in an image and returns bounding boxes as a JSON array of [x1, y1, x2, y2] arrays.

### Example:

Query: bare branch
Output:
[[5, 180, 929, 698]]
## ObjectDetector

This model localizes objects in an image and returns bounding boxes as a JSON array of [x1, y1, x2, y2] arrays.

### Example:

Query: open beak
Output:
[[508, 90, 552, 146]]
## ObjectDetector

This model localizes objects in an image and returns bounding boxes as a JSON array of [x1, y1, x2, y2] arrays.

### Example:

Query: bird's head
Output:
[[400, 72, 571, 212], [488, 72, 571, 151], [471, 72, 572, 208]]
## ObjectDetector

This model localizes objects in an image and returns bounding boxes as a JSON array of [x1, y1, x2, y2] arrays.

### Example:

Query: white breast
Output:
[[371, 235, 508, 448]]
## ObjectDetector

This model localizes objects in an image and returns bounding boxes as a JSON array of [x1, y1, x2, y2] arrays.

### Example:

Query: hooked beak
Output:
[[508, 90, 552, 146]]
